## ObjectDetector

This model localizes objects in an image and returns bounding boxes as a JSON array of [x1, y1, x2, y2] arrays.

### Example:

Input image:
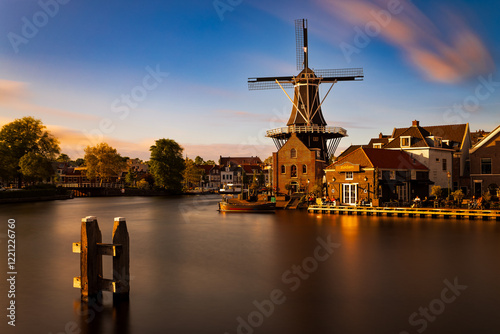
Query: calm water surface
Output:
[[1, 195, 499, 334]]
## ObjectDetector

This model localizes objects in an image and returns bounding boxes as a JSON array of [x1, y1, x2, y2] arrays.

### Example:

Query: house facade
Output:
[[381, 120, 471, 194], [469, 125, 500, 197], [325, 147, 431, 205]]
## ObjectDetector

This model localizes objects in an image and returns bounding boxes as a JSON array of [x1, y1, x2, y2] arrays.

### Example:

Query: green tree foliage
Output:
[[183, 158, 204, 188], [194, 156, 205, 165], [74, 158, 85, 166], [263, 156, 273, 165], [149, 138, 185, 193], [205, 160, 216, 165], [56, 153, 71, 163], [84, 143, 126, 185], [19, 152, 55, 183], [0, 117, 60, 186], [431, 185, 442, 198], [125, 170, 136, 186]]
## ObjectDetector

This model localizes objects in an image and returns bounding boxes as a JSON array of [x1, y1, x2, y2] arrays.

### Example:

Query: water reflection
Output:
[[73, 293, 130, 334]]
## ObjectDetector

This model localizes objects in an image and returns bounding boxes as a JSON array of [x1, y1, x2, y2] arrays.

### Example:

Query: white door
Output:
[[342, 184, 357, 205]]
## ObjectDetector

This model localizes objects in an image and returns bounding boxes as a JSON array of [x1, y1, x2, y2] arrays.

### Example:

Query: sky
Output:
[[1, 0, 499, 161]]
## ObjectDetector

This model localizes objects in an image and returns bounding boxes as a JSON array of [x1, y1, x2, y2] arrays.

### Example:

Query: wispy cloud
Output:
[[0, 79, 100, 122], [316, 0, 495, 83]]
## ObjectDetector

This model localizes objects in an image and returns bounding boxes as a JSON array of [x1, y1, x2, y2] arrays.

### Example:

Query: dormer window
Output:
[[373, 143, 382, 149], [435, 137, 442, 147], [401, 136, 411, 148]]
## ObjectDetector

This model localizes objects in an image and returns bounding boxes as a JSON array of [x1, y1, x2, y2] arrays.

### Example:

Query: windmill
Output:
[[248, 19, 363, 162]]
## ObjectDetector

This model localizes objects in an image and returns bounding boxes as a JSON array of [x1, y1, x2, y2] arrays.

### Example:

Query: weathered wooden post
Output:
[[73, 216, 130, 302], [112, 217, 130, 300]]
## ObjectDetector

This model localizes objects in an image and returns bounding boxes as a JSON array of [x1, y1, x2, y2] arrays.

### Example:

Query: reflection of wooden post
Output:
[[73, 216, 130, 302], [113, 217, 130, 298]]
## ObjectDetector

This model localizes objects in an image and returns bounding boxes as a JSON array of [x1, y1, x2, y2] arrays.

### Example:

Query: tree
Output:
[[56, 153, 71, 163], [0, 117, 60, 187], [263, 156, 273, 165], [431, 185, 442, 199], [19, 152, 54, 184], [84, 143, 126, 185], [125, 170, 137, 186], [194, 156, 205, 165], [183, 158, 204, 189], [149, 138, 185, 193], [75, 158, 85, 167], [205, 160, 216, 165], [451, 189, 464, 207]]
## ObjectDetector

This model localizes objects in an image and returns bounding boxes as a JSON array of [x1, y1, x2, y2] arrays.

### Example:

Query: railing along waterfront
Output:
[[266, 125, 347, 137], [308, 205, 500, 220]]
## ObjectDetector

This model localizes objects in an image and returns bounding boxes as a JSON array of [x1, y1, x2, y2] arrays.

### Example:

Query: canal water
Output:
[[1, 195, 499, 334]]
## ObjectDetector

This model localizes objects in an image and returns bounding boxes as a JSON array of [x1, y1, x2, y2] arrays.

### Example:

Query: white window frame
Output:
[[400, 136, 411, 148], [345, 171, 353, 180]]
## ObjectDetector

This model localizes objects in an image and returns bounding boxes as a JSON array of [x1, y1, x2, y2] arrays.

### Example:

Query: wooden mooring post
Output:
[[73, 216, 130, 302]]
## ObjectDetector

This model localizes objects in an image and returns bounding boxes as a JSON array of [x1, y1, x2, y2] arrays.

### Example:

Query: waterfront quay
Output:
[[308, 205, 500, 220]]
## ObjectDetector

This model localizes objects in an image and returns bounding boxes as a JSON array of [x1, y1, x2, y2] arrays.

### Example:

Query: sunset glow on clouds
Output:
[[318, 0, 495, 83]]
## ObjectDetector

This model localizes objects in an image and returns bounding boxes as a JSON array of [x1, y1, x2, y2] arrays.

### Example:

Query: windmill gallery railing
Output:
[[266, 125, 347, 138]]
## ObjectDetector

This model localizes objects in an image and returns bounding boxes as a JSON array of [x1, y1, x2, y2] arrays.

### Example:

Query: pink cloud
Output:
[[317, 0, 494, 83]]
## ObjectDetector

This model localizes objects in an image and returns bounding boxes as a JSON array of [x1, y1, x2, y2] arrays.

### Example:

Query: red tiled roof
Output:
[[389, 123, 468, 149], [363, 148, 428, 170], [328, 147, 428, 170]]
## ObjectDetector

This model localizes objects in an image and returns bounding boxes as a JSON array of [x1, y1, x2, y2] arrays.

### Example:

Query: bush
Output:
[[431, 185, 442, 199], [137, 180, 150, 190]]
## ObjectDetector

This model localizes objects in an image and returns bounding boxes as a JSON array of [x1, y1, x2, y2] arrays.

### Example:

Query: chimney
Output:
[[412, 120, 419, 127], [379, 132, 383, 139]]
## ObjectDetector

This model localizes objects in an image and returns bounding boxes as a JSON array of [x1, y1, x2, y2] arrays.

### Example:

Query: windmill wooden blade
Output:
[[313, 68, 364, 81], [248, 76, 294, 90], [295, 19, 308, 70]]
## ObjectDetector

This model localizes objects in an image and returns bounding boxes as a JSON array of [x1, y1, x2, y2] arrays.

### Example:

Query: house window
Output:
[[313, 137, 319, 142], [442, 159, 447, 171], [401, 136, 411, 147], [291, 165, 297, 177], [281, 165, 286, 174], [302, 164, 307, 174], [373, 143, 382, 149], [345, 172, 353, 180], [291, 148, 297, 158], [390, 171, 396, 180], [481, 158, 492, 174]]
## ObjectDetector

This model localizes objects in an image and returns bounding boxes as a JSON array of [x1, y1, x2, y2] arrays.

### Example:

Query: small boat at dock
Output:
[[218, 199, 276, 213]]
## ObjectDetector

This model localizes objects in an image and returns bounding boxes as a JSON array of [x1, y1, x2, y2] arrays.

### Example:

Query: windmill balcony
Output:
[[266, 125, 347, 138]]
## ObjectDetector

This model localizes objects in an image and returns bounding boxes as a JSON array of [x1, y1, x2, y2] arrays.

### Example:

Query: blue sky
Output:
[[1, 0, 499, 161]]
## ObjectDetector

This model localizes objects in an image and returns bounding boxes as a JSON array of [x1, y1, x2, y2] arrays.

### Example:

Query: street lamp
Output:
[[447, 171, 451, 200]]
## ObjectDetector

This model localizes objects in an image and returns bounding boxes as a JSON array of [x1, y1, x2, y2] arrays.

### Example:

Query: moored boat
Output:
[[218, 199, 276, 213]]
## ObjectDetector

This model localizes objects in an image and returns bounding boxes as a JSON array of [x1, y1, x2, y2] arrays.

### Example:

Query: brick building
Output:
[[325, 147, 430, 205], [272, 133, 327, 194]]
